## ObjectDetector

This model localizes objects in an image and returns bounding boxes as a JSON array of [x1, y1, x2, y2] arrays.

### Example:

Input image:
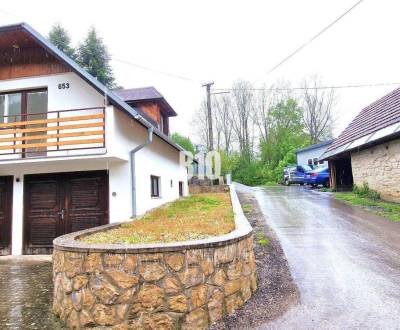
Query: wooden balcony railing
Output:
[[0, 107, 105, 159]]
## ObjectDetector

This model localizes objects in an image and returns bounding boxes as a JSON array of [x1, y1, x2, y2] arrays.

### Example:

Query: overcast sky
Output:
[[1, 0, 400, 142]]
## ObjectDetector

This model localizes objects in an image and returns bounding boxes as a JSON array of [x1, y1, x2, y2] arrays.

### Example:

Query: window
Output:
[[308, 159, 313, 165], [0, 93, 22, 123], [151, 175, 160, 197], [159, 115, 164, 132], [313, 158, 318, 165], [170, 180, 173, 188]]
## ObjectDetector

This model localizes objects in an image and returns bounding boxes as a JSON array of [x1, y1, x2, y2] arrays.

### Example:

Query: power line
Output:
[[113, 58, 201, 84], [260, 0, 365, 80], [213, 82, 400, 92]]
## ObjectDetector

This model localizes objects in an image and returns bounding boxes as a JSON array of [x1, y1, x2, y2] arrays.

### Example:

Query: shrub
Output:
[[353, 182, 380, 200]]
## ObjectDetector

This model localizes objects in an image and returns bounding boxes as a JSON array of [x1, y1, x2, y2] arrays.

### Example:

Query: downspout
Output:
[[130, 126, 153, 218]]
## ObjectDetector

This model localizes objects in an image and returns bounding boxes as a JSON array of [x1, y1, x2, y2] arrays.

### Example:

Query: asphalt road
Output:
[[237, 184, 400, 329]]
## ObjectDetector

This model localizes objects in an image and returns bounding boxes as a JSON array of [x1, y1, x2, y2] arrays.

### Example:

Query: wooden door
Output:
[[24, 171, 109, 254], [24, 174, 63, 254], [0, 176, 13, 255], [64, 171, 108, 233]]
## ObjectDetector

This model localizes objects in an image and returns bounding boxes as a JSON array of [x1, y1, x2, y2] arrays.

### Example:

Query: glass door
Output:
[[25, 90, 48, 157]]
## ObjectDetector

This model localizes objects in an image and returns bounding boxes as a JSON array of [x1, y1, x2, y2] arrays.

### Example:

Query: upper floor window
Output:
[[159, 115, 164, 132], [0, 93, 22, 123], [0, 89, 47, 124]]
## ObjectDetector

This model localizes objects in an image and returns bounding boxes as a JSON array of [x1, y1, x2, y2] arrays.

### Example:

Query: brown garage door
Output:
[[0, 176, 12, 256], [24, 171, 108, 254]]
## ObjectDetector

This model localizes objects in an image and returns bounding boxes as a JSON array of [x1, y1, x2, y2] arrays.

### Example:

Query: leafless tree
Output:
[[191, 99, 209, 149], [251, 80, 293, 143], [213, 94, 234, 153], [301, 76, 336, 143], [231, 79, 254, 155]]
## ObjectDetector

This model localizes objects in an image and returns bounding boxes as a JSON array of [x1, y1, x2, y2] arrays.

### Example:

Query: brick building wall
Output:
[[351, 138, 400, 202]]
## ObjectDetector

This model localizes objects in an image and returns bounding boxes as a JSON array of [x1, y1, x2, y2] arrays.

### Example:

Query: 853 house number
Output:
[[58, 83, 70, 89]]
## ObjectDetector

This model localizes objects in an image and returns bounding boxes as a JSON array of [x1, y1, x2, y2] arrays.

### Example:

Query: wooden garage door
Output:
[[0, 176, 12, 256], [24, 171, 108, 254]]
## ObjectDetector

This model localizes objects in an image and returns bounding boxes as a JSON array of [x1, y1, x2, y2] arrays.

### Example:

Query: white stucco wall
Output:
[[297, 144, 330, 166], [108, 108, 188, 221], [0, 72, 188, 255]]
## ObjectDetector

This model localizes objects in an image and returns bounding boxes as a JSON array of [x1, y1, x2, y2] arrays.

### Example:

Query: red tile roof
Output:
[[327, 87, 400, 153]]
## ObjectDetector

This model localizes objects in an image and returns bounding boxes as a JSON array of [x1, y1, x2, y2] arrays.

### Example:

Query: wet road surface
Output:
[[0, 256, 64, 330], [240, 185, 400, 329]]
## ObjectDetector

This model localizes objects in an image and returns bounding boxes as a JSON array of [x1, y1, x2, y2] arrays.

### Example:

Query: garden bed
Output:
[[81, 192, 235, 245]]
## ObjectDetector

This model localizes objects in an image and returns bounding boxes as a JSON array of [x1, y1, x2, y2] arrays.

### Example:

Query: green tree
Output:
[[259, 98, 311, 183], [261, 98, 310, 168], [171, 133, 195, 154], [48, 23, 75, 57], [75, 27, 115, 88]]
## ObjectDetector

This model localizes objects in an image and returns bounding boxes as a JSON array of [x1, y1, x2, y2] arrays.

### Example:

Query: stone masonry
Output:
[[53, 235, 256, 329], [351, 138, 400, 202]]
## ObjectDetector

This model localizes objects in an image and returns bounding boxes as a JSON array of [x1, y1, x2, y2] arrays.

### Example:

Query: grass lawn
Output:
[[335, 193, 400, 222], [81, 193, 235, 244]]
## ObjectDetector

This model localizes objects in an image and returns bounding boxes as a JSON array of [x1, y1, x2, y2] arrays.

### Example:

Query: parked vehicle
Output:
[[304, 166, 330, 187], [283, 165, 312, 185]]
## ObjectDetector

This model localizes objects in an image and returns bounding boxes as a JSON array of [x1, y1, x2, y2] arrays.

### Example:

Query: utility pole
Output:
[[202, 82, 214, 151]]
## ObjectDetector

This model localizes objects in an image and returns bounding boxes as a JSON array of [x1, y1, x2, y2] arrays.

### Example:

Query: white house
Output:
[[296, 139, 333, 167], [0, 23, 188, 256]]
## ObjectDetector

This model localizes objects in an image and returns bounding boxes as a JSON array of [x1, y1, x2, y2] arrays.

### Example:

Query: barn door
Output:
[[24, 171, 109, 254], [0, 176, 13, 255]]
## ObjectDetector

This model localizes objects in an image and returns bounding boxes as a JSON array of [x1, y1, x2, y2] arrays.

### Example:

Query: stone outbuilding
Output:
[[321, 87, 400, 201]]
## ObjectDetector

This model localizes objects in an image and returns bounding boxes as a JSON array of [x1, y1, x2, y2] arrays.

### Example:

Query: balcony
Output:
[[0, 107, 105, 161]]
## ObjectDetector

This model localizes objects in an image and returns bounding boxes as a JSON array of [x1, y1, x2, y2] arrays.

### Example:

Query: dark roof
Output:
[[296, 139, 333, 154], [114, 87, 163, 101], [325, 87, 400, 157], [113, 87, 177, 116], [0, 23, 183, 152]]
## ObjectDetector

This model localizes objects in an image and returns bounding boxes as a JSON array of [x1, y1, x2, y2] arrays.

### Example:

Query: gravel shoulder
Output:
[[210, 190, 299, 329]]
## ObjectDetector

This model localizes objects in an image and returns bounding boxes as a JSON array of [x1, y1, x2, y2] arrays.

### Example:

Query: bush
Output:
[[353, 182, 380, 200], [231, 156, 267, 186]]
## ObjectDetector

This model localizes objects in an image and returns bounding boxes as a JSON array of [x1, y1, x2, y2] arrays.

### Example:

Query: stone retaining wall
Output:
[[53, 186, 256, 329], [351, 138, 400, 202]]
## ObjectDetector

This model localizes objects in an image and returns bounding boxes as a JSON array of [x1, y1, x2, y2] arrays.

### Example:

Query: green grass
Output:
[[82, 193, 235, 244], [255, 231, 270, 246], [242, 203, 253, 215], [335, 193, 400, 222]]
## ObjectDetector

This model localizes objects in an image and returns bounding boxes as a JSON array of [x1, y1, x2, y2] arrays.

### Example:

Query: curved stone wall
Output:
[[53, 187, 256, 329]]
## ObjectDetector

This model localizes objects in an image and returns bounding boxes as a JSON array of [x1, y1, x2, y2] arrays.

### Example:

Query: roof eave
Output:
[[10, 23, 183, 152]]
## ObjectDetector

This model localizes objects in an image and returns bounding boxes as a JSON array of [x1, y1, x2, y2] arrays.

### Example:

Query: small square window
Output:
[[151, 175, 160, 197]]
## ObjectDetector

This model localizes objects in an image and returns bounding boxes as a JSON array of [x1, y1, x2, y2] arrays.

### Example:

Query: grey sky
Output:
[[1, 0, 399, 141]]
